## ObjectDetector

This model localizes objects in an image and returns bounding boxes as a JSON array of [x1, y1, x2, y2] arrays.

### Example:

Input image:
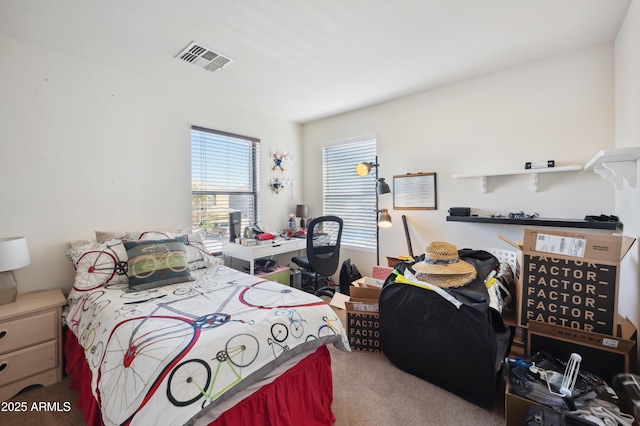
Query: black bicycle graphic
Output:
[[267, 322, 292, 358]]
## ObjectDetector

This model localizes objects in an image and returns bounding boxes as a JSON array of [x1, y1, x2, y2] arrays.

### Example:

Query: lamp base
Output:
[[0, 271, 18, 305], [299, 218, 306, 229]]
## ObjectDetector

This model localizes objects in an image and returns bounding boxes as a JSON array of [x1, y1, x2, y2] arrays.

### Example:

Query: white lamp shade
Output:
[[0, 237, 31, 272]]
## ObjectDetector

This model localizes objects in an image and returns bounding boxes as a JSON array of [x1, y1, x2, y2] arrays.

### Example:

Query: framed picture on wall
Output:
[[393, 173, 437, 210]]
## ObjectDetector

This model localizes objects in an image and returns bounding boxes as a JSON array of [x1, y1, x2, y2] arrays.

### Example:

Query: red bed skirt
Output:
[[63, 327, 336, 425]]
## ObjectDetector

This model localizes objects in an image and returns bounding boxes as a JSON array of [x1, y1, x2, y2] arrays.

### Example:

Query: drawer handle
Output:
[[0, 330, 6, 342], [0, 362, 7, 375]]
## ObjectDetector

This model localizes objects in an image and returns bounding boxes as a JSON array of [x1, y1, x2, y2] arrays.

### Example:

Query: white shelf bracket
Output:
[[531, 173, 539, 192], [585, 147, 640, 190], [593, 166, 623, 190], [595, 161, 637, 190], [480, 176, 487, 193]]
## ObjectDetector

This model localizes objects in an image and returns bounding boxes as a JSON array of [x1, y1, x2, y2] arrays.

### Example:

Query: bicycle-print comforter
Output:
[[63, 264, 350, 426]]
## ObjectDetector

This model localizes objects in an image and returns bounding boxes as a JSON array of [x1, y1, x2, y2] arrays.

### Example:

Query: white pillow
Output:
[[66, 239, 129, 291], [180, 233, 215, 270]]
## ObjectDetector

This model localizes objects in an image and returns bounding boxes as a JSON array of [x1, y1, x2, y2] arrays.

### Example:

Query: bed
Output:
[[62, 232, 350, 426]]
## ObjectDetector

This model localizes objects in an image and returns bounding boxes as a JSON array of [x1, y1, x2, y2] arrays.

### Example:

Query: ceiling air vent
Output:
[[175, 42, 233, 72]]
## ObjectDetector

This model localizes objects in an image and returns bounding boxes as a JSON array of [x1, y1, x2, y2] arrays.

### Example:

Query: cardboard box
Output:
[[527, 315, 637, 384], [386, 257, 403, 267], [505, 377, 550, 426], [499, 229, 636, 334], [344, 286, 382, 353], [352, 276, 384, 289], [505, 375, 578, 426]]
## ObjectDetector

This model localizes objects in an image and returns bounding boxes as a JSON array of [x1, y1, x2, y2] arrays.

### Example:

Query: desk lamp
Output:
[[356, 156, 392, 265], [295, 204, 309, 228], [378, 209, 392, 228], [0, 237, 32, 304]]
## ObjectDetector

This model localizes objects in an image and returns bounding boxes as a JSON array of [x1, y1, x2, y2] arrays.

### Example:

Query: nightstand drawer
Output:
[[0, 310, 58, 355], [0, 340, 57, 386]]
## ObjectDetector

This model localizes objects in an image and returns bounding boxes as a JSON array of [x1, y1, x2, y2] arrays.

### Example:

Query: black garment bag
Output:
[[379, 250, 513, 408]]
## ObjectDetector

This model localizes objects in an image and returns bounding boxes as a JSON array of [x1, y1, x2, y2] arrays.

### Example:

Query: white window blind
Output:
[[191, 126, 260, 253], [323, 138, 377, 250]]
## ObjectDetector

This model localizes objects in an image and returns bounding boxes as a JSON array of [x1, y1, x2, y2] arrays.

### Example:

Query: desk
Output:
[[222, 238, 306, 275]]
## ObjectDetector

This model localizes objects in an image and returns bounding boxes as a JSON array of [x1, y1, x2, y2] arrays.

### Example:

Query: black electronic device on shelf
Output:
[[448, 207, 471, 216], [229, 211, 242, 241]]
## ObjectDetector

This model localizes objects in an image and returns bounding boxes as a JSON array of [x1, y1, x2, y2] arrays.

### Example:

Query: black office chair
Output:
[[291, 215, 343, 298]]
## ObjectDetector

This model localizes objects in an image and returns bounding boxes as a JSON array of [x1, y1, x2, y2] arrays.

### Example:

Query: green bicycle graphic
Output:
[[166, 333, 260, 408]]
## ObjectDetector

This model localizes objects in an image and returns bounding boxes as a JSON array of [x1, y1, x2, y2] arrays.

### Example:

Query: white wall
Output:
[[0, 30, 630, 316], [0, 35, 303, 295], [302, 45, 616, 282], [615, 0, 640, 329]]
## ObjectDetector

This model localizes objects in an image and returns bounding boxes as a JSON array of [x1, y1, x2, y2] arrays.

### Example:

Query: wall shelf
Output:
[[584, 147, 640, 190], [453, 165, 582, 193], [446, 215, 622, 230]]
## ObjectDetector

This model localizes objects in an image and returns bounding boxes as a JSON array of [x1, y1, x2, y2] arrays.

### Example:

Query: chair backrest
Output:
[[306, 216, 343, 277]]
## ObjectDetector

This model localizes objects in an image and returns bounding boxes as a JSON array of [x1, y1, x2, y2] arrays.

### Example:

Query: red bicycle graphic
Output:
[[73, 242, 128, 292]]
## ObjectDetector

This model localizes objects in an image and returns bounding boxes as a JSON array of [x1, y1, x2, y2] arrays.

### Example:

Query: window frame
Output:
[[191, 126, 260, 254]]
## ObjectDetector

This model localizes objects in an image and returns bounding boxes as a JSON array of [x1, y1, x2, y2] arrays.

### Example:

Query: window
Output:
[[191, 126, 260, 254], [323, 138, 377, 250]]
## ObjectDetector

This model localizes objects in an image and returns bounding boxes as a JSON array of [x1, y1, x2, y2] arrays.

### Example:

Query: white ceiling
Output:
[[0, 0, 632, 123]]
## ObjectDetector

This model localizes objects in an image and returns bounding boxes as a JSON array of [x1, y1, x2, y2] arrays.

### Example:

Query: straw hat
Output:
[[413, 241, 477, 288]]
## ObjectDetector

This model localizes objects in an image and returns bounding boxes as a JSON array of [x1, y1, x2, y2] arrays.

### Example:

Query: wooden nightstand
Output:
[[0, 288, 66, 401]]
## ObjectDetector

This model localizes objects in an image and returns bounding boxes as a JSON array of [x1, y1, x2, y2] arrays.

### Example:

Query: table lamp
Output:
[[0, 237, 32, 304], [296, 204, 309, 228]]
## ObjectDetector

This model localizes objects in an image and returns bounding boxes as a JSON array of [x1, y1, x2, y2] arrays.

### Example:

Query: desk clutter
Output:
[[224, 216, 343, 300], [222, 235, 307, 276]]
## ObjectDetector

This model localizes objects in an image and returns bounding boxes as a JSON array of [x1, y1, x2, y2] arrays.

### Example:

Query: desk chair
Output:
[[291, 216, 343, 297]]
